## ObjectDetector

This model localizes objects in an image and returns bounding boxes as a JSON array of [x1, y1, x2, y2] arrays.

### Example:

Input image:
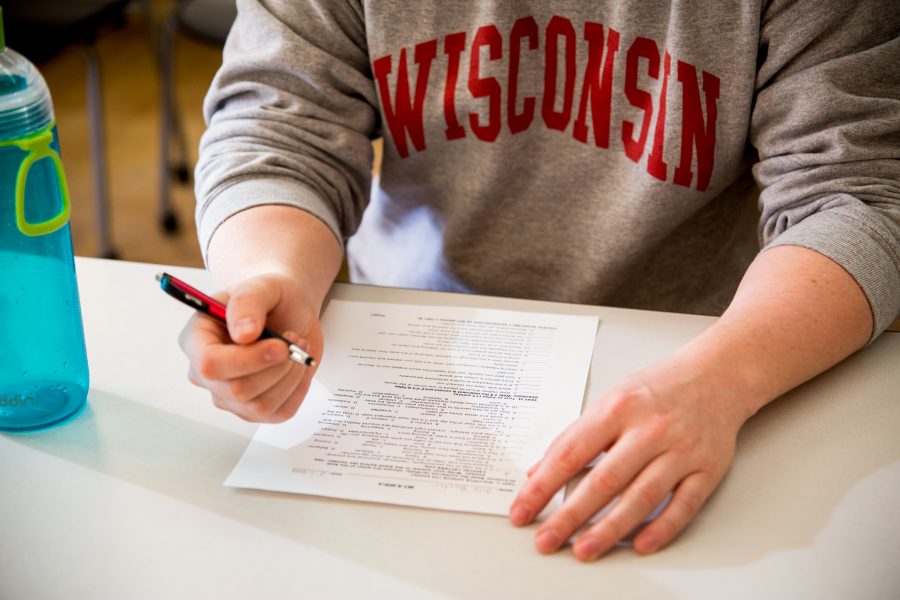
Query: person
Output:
[[181, 0, 900, 561]]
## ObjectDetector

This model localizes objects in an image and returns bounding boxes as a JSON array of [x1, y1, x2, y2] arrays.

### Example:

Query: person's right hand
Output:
[[178, 272, 323, 423]]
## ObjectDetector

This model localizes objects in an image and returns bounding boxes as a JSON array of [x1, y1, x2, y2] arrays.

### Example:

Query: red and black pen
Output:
[[156, 272, 316, 367]]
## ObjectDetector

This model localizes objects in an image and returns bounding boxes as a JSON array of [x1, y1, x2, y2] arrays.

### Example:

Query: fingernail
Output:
[[535, 529, 560, 553], [576, 538, 601, 562], [510, 502, 531, 525], [636, 534, 657, 554], [233, 317, 256, 339]]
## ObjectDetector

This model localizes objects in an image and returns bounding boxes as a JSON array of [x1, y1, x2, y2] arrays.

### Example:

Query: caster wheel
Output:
[[173, 164, 191, 184], [161, 210, 180, 235]]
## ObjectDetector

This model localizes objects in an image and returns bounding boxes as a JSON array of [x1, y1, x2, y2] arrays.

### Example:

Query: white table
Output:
[[2, 257, 899, 600]]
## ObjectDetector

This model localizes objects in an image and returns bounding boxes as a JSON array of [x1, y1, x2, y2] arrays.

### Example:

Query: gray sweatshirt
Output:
[[196, 0, 900, 339]]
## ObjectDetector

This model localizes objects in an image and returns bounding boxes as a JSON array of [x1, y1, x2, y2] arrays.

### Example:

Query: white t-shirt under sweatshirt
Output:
[[195, 0, 900, 340]]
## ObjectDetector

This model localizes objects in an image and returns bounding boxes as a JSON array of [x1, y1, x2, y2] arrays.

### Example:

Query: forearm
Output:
[[674, 245, 873, 420], [206, 205, 343, 309]]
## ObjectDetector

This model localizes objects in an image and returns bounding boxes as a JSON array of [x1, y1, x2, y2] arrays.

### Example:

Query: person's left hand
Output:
[[509, 353, 752, 561]]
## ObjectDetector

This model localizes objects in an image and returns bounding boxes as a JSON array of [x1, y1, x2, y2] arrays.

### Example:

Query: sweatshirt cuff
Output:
[[195, 177, 344, 264], [764, 207, 900, 344]]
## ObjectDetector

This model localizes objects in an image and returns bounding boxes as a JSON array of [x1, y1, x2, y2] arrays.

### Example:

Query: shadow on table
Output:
[[6, 336, 900, 594]]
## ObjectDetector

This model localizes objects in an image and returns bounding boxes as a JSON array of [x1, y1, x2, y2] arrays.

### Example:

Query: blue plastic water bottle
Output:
[[0, 8, 90, 432]]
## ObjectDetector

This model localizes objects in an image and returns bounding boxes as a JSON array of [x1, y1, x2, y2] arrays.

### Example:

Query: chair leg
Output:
[[170, 93, 191, 185], [158, 12, 182, 235], [80, 44, 118, 260]]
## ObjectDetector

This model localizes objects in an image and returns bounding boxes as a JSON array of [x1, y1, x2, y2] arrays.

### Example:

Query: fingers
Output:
[[569, 454, 685, 561], [198, 334, 290, 381], [509, 412, 615, 527], [225, 278, 284, 344], [632, 471, 716, 555], [203, 353, 294, 404], [186, 322, 313, 421], [532, 429, 665, 555], [509, 381, 734, 561], [181, 294, 314, 420], [205, 359, 307, 423]]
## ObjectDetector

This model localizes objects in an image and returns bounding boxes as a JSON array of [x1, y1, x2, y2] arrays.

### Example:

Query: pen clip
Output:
[[158, 272, 213, 313]]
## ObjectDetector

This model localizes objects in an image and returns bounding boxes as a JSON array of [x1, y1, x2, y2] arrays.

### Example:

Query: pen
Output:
[[156, 272, 316, 367]]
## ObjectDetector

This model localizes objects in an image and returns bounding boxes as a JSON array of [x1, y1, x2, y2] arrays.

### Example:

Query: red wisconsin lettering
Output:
[[622, 37, 660, 163], [647, 50, 671, 181], [674, 61, 720, 191], [542, 16, 577, 131], [573, 23, 620, 147], [508, 17, 539, 134], [443, 32, 467, 141], [373, 40, 438, 158], [468, 25, 503, 142]]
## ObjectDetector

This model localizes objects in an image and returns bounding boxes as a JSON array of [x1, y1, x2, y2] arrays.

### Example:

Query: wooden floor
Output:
[[40, 10, 219, 267]]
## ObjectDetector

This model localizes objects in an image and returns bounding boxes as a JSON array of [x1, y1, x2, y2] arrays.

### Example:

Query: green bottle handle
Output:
[[1, 124, 71, 237]]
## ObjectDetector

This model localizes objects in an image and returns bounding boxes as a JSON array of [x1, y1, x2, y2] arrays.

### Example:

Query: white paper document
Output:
[[226, 300, 599, 515]]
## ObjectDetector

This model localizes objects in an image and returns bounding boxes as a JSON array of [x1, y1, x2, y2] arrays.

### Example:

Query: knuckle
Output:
[[640, 419, 668, 445], [187, 367, 202, 387], [228, 285, 254, 304], [603, 512, 631, 542], [549, 440, 584, 474], [226, 378, 251, 402], [262, 411, 291, 425], [604, 390, 637, 420], [670, 437, 696, 459], [648, 515, 677, 544], [630, 481, 662, 511], [585, 520, 621, 551], [553, 506, 587, 535], [211, 395, 230, 411], [675, 487, 704, 517], [236, 411, 259, 424], [196, 354, 219, 381], [269, 399, 302, 424], [522, 476, 551, 502], [585, 468, 622, 499], [243, 399, 275, 422]]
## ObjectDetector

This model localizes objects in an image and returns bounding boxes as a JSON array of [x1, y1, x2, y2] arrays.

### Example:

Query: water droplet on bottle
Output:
[[62, 361, 68, 368]]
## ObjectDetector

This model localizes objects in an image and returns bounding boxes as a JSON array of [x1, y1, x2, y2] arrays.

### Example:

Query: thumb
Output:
[[224, 277, 282, 345]]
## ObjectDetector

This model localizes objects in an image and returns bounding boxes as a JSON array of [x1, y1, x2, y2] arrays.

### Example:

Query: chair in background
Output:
[[3, 0, 132, 258], [157, 0, 236, 234]]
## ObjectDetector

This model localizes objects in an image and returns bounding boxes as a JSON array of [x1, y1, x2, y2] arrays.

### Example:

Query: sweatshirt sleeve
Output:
[[751, 0, 900, 341], [194, 0, 378, 258]]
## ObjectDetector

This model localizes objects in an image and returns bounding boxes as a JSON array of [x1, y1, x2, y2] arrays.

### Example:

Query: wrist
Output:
[[207, 205, 342, 310], [668, 321, 776, 425]]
